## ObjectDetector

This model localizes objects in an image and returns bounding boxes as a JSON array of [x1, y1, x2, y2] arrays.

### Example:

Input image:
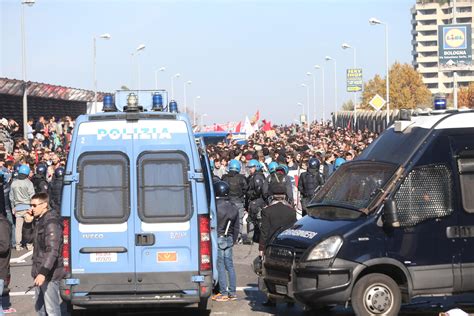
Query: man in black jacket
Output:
[[212, 181, 239, 302], [259, 183, 297, 307], [28, 192, 65, 315], [47, 167, 64, 212], [0, 212, 12, 313]]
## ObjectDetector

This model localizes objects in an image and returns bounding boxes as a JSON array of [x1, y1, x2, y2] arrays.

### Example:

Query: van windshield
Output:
[[310, 162, 398, 211]]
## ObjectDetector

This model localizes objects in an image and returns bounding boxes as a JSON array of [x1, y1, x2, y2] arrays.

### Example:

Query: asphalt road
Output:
[[5, 244, 474, 315]]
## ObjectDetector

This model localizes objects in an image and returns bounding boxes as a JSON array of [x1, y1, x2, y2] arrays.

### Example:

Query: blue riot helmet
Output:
[[268, 161, 278, 174], [334, 158, 346, 171], [214, 181, 230, 197], [18, 164, 30, 176], [308, 158, 320, 170], [228, 159, 241, 173], [247, 159, 260, 170], [276, 164, 289, 175], [36, 163, 48, 176], [54, 167, 65, 178], [209, 160, 215, 172]]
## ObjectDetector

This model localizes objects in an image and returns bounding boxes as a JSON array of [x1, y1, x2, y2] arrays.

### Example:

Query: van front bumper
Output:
[[264, 258, 363, 306]]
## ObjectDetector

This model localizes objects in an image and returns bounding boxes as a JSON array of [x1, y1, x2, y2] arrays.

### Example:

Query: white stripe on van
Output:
[[79, 222, 128, 233], [77, 120, 188, 136], [141, 221, 190, 232]]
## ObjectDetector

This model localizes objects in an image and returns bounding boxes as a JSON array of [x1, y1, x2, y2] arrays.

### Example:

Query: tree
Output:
[[361, 62, 432, 110], [457, 82, 474, 108], [341, 99, 355, 111]]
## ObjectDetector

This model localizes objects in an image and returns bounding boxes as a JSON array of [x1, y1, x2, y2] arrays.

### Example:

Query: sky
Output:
[[1, 0, 414, 124]]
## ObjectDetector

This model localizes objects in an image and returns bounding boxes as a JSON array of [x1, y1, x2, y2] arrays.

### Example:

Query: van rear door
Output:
[[72, 122, 137, 294], [132, 119, 200, 294]]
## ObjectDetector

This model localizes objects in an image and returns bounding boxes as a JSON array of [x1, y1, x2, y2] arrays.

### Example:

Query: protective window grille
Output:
[[394, 164, 453, 227], [77, 152, 130, 223]]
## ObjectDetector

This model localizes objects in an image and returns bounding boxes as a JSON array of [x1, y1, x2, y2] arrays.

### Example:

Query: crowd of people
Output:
[[0, 114, 379, 311]]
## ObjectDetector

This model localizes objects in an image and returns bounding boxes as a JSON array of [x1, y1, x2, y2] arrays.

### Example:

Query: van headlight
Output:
[[305, 236, 343, 261]]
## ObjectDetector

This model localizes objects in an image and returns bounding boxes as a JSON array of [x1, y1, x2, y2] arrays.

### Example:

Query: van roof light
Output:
[[151, 92, 164, 111], [124, 93, 143, 112], [169, 100, 179, 113], [102, 94, 117, 112]]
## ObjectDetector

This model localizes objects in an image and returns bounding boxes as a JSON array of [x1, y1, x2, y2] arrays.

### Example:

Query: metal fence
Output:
[[334, 109, 406, 133]]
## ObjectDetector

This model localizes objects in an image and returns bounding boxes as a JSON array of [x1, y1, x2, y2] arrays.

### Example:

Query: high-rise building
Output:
[[411, 0, 473, 94]]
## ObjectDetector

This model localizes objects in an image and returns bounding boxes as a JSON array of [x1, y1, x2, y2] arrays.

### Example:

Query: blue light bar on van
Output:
[[102, 94, 116, 112], [169, 100, 178, 113], [151, 92, 164, 111]]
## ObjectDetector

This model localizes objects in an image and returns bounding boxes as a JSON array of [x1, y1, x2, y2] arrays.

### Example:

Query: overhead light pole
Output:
[[369, 17, 390, 124], [154, 66, 166, 90], [183, 80, 192, 114], [193, 95, 201, 126], [306, 71, 316, 124], [314, 65, 325, 122], [301, 83, 310, 129], [200, 113, 208, 128], [171, 73, 181, 100], [342, 42, 357, 128], [131, 44, 145, 91], [21, 0, 35, 140], [325, 56, 337, 124], [93, 33, 111, 109]]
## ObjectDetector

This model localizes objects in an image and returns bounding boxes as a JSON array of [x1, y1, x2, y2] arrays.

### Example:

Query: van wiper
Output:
[[310, 201, 363, 213]]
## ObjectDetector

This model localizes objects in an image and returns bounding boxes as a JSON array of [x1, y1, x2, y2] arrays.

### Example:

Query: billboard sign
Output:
[[346, 68, 363, 92], [438, 24, 473, 71]]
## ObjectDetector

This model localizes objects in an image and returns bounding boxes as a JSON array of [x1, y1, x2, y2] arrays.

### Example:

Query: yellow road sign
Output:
[[369, 94, 386, 111]]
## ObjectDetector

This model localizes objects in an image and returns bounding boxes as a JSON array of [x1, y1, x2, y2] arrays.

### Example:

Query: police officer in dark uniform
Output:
[[48, 167, 64, 213], [259, 182, 297, 307], [222, 159, 248, 243], [31, 163, 49, 194], [298, 158, 324, 216], [262, 164, 293, 206], [245, 159, 266, 243]]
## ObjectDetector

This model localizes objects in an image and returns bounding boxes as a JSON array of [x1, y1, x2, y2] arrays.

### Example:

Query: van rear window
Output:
[[137, 152, 192, 222], [76, 152, 130, 223]]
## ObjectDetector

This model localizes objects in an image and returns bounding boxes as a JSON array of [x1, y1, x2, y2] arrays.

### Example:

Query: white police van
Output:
[[60, 92, 217, 313]]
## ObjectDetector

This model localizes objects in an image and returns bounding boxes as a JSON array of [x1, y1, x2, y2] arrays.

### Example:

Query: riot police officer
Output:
[[48, 167, 64, 212], [263, 164, 293, 206], [222, 159, 248, 243], [245, 160, 266, 243], [298, 158, 324, 216], [31, 163, 48, 194]]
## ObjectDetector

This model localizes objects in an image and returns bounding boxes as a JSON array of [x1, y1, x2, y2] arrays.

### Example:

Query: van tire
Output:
[[351, 273, 401, 316]]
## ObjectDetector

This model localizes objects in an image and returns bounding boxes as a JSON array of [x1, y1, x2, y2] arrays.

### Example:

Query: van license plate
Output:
[[90, 253, 117, 263], [274, 284, 287, 295]]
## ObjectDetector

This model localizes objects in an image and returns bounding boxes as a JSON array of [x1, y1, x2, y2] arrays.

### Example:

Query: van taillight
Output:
[[62, 218, 71, 272], [199, 215, 211, 271]]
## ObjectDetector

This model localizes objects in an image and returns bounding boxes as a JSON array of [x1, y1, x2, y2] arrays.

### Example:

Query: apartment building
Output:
[[411, 0, 474, 94]]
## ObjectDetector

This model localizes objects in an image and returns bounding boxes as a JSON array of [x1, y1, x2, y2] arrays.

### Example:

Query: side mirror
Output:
[[383, 199, 400, 228]]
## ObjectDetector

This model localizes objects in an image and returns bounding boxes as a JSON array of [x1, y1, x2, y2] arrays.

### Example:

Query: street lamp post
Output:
[[154, 66, 166, 90], [306, 72, 316, 124], [297, 102, 304, 124], [193, 96, 201, 126], [314, 65, 325, 122], [183, 80, 192, 114], [325, 56, 337, 124], [93, 33, 111, 110], [369, 17, 390, 125], [342, 42, 357, 128], [131, 44, 145, 91], [200, 113, 208, 129], [21, 0, 35, 140], [301, 83, 310, 130], [171, 73, 181, 100]]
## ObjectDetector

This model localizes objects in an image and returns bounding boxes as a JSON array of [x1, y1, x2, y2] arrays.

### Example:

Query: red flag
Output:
[[262, 119, 272, 132], [250, 110, 260, 125], [215, 124, 225, 131], [234, 121, 242, 133]]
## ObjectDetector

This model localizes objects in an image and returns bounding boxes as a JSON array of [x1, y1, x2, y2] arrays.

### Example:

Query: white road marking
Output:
[[10, 250, 33, 264], [9, 291, 35, 296]]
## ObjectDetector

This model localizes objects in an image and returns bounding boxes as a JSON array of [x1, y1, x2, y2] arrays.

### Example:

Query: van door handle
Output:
[[446, 226, 459, 238], [135, 233, 156, 246]]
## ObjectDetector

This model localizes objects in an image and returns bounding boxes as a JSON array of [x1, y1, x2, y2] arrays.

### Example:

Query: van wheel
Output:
[[198, 298, 211, 315], [351, 273, 401, 316]]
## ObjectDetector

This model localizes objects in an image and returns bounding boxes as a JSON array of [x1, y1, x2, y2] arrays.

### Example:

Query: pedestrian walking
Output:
[[28, 192, 66, 316]]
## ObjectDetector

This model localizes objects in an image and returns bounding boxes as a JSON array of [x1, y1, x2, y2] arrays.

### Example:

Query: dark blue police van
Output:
[[261, 109, 474, 315], [60, 92, 218, 313]]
